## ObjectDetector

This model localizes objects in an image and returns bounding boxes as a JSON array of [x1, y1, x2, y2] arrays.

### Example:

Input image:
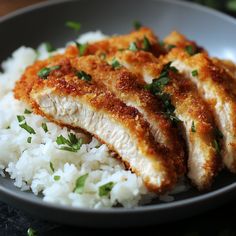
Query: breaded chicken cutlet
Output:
[[14, 25, 236, 194]]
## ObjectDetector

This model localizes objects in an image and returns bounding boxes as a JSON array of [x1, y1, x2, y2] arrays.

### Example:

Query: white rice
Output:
[[0, 31, 188, 209]]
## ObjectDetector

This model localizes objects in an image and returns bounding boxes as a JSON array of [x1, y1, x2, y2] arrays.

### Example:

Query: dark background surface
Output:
[[1, 0, 236, 235]]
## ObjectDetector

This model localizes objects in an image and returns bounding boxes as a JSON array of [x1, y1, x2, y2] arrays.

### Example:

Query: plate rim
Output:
[[0, 0, 236, 215]]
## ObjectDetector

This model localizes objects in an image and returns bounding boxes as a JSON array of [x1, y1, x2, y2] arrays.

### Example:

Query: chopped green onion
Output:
[[159, 41, 165, 47], [111, 58, 121, 69], [24, 109, 32, 114], [133, 20, 142, 30], [54, 175, 60, 181], [56, 133, 83, 152], [214, 128, 223, 139], [75, 41, 88, 56], [17, 115, 25, 123], [76, 70, 92, 81], [27, 228, 37, 236], [27, 137, 32, 143], [192, 70, 198, 77], [129, 42, 138, 52], [42, 123, 48, 133], [19, 123, 36, 134], [142, 36, 151, 51], [65, 21, 81, 31], [99, 182, 115, 197], [185, 45, 197, 56], [167, 44, 176, 50], [50, 162, 54, 172], [37, 65, 61, 79], [74, 173, 89, 194], [6, 126, 10, 129], [191, 121, 196, 133], [213, 139, 221, 154], [44, 42, 55, 52]]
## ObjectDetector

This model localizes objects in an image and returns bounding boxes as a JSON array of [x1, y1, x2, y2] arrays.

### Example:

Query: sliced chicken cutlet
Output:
[[14, 56, 178, 193], [212, 58, 236, 79], [65, 27, 164, 59], [69, 55, 186, 176], [166, 48, 236, 172], [106, 49, 220, 190]]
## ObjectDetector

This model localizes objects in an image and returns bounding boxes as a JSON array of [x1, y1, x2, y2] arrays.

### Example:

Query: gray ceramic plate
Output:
[[0, 0, 236, 228]]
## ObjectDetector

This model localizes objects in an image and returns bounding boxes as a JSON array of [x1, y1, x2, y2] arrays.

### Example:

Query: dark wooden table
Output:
[[1, 1, 236, 235]]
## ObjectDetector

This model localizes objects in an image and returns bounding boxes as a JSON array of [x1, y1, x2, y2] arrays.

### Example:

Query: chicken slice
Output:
[[166, 48, 236, 172], [107, 50, 220, 190], [14, 56, 178, 193], [69, 55, 186, 176]]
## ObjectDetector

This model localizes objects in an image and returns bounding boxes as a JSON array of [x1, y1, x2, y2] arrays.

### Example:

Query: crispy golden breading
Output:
[[105, 50, 220, 189], [212, 58, 236, 79], [69, 55, 186, 176], [14, 56, 178, 193], [166, 48, 236, 172]]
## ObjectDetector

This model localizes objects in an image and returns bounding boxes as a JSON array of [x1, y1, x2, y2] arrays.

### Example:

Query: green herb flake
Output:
[[129, 42, 138, 52], [19, 123, 36, 134], [133, 20, 142, 30], [185, 45, 196, 56], [50, 162, 54, 172], [167, 44, 176, 50], [44, 42, 55, 52], [6, 126, 10, 129], [215, 128, 223, 139], [54, 175, 60, 181], [159, 41, 165, 47], [75, 41, 88, 56], [42, 123, 48, 133], [192, 70, 198, 77], [27, 137, 32, 143], [65, 21, 81, 31], [142, 36, 151, 51], [99, 182, 115, 197], [76, 70, 92, 81], [17, 115, 25, 123], [37, 65, 61, 79], [111, 58, 121, 69], [213, 139, 221, 154], [191, 121, 196, 133], [24, 109, 32, 114], [56, 133, 83, 152], [74, 173, 89, 194], [27, 228, 37, 236]]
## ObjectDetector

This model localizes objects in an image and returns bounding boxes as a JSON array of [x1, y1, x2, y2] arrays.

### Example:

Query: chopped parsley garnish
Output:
[[37, 65, 61, 79], [99, 182, 115, 197], [213, 139, 221, 154], [44, 42, 55, 52], [142, 36, 151, 51], [17, 115, 25, 123], [159, 41, 165, 47], [19, 123, 36, 134], [65, 21, 81, 31], [76, 70, 92, 81], [191, 121, 196, 133], [27, 228, 37, 236], [145, 62, 180, 124], [192, 70, 198, 77], [167, 44, 176, 50], [185, 45, 198, 56], [54, 175, 60, 181], [41, 123, 48, 133], [100, 53, 106, 60], [56, 133, 83, 152], [24, 109, 32, 114], [75, 41, 88, 56], [74, 173, 89, 194], [129, 42, 138, 52], [133, 20, 142, 30], [111, 58, 122, 69], [6, 126, 10, 129], [50, 162, 54, 172], [214, 128, 223, 140], [27, 137, 32, 143]]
